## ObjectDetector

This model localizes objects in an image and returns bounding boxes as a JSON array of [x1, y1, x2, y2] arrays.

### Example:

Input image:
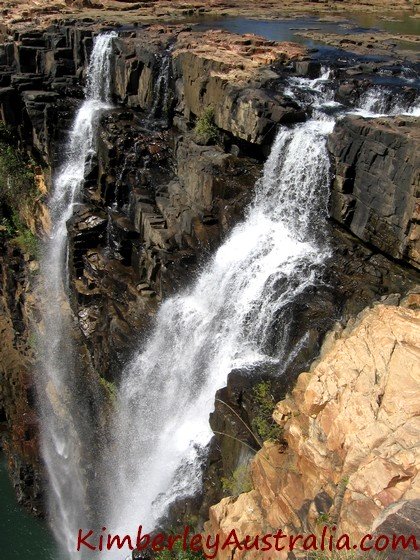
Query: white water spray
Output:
[[34, 36, 419, 558], [37, 32, 116, 559], [102, 68, 420, 549], [354, 87, 420, 117], [103, 73, 335, 549]]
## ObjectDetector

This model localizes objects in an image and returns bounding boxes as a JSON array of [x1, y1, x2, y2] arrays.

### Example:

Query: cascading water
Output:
[[37, 32, 116, 559], [149, 47, 173, 122], [355, 87, 420, 117], [103, 72, 336, 549], [34, 33, 420, 559]]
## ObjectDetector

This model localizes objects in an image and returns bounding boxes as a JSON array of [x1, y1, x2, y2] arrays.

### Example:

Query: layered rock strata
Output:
[[329, 116, 420, 270]]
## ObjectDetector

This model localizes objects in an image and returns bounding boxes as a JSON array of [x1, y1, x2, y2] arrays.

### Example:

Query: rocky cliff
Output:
[[0, 19, 419, 529], [205, 297, 420, 559], [0, 242, 42, 514], [329, 116, 420, 270]]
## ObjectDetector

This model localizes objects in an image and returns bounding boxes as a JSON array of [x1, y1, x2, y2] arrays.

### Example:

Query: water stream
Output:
[[102, 72, 336, 551], [102, 69, 419, 553], [37, 32, 116, 560]]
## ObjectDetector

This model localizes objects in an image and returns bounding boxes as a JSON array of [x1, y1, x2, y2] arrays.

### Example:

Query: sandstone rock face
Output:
[[205, 301, 420, 559], [172, 31, 305, 145], [111, 26, 305, 146], [0, 23, 266, 381], [328, 116, 420, 270]]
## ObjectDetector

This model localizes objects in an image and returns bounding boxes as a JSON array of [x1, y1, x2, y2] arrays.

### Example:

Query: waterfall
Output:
[[34, 31, 420, 558], [149, 47, 173, 122], [103, 74, 335, 549], [37, 32, 116, 559], [355, 87, 420, 117]]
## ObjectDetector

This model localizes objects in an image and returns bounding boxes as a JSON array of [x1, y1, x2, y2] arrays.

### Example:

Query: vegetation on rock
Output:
[[0, 211, 39, 258], [194, 107, 219, 144], [0, 124, 36, 212], [0, 124, 39, 257], [99, 377, 117, 402], [251, 380, 283, 442], [221, 462, 253, 496]]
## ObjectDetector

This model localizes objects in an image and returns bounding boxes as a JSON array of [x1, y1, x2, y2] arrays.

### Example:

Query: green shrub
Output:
[[251, 381, 283, 442], [99, 377, 117, 401], [194, 107, 219, 143], [28, 332, 37, 349], [0, 139, 36, 209], [154, 539, 204, 559], [315, 512, 334, 528], [13, 226, 38, 258], [4, 212, 38, 258], [0, 124, 40, 254], [221, 463, 253, 497]]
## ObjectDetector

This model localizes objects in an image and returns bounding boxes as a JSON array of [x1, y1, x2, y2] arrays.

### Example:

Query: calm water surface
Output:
[[0, 454, 60, 560]]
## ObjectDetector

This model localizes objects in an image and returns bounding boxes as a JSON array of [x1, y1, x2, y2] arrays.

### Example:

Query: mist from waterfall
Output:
[[102, 72, 336, 551], [37, 32, 116, 559]]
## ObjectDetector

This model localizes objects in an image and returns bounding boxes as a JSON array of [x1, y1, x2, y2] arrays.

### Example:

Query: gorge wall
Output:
[[0, 17, 419, 538], [329, 115, 420, 270], [0, 243, 42, 515]]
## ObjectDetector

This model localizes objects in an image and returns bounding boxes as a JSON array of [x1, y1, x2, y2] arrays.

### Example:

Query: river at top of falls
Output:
[[37, 32, 116, 560]]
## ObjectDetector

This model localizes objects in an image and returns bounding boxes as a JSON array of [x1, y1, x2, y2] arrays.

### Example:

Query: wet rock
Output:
[[67, 205, 108, 278], [294, 60, 321, 78]]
